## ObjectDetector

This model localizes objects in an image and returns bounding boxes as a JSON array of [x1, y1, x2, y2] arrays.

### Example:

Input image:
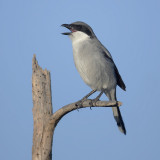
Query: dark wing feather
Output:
[[114, 65, 126, 91], [102, 51, 126, 91]]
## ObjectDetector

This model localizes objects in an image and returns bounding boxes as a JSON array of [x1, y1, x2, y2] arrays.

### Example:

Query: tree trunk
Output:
[[31, 55, 122, 160], [32, 54, 54, 160]]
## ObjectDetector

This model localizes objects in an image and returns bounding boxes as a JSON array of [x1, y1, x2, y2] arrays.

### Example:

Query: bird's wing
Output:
[[101, 47, 126, 91], [114, 65, 126, 91]]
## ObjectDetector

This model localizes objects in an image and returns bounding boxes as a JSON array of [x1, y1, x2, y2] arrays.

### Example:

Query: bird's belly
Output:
[[73, 46, 116, 91]]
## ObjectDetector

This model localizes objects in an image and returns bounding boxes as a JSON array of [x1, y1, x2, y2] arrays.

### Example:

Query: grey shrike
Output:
[[61, 21, 126, 135]]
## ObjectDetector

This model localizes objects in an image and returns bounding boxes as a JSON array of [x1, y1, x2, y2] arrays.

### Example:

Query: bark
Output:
[[32, 55, 122, 160]]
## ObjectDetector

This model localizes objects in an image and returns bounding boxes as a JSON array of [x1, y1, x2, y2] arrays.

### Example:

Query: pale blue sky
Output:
[[0, 0, 160, 160]]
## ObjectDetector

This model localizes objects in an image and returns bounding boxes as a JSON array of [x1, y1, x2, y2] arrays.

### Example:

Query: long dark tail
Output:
[[112, 107, 126, 135], [105, 89, 126, 134]]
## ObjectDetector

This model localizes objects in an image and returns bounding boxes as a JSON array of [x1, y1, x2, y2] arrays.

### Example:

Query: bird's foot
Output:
[[89, 97, 99, 109], [75, 100, 83, 109], [75, 97, 87, 110], [75, 90, 97, 110], [89, 91, 104, 109]]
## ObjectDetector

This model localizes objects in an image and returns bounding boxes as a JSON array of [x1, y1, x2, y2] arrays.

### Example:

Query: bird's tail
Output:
[[112, 107, 126, 135]]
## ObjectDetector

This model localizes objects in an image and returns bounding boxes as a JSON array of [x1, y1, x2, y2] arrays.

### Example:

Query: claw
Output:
[[90, 91, 104, 108], [75, 100, 83, 109], [91, 98, 99, 106], [75, 89, 99, 110]]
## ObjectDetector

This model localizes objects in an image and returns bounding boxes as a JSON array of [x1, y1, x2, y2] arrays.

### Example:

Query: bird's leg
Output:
[[81, 89, 97, 101], [92, 91, 104, 103], [76, 89, 97, 108], [90, 91, 104, 109]]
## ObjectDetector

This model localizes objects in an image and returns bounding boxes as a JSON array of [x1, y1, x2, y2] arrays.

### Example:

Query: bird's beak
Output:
[[61, 24, 72, 35], [61, 24, 71, 29]]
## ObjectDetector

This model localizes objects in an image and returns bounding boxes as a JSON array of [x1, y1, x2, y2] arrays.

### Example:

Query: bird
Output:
[[61, 21, 126, 134]]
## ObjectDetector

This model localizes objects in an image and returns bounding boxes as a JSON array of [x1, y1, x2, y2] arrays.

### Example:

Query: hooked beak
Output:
[[61, 24, 72, 35]]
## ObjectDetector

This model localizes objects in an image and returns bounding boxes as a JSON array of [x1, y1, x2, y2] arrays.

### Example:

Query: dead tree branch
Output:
[[32, 54, 122, 160]]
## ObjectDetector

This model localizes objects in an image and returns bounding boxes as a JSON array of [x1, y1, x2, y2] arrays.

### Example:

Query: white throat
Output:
[[69, 31, 90, 44]]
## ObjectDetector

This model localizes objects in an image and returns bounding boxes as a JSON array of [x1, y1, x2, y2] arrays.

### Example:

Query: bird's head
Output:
[[61, 21, 95, 41]]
